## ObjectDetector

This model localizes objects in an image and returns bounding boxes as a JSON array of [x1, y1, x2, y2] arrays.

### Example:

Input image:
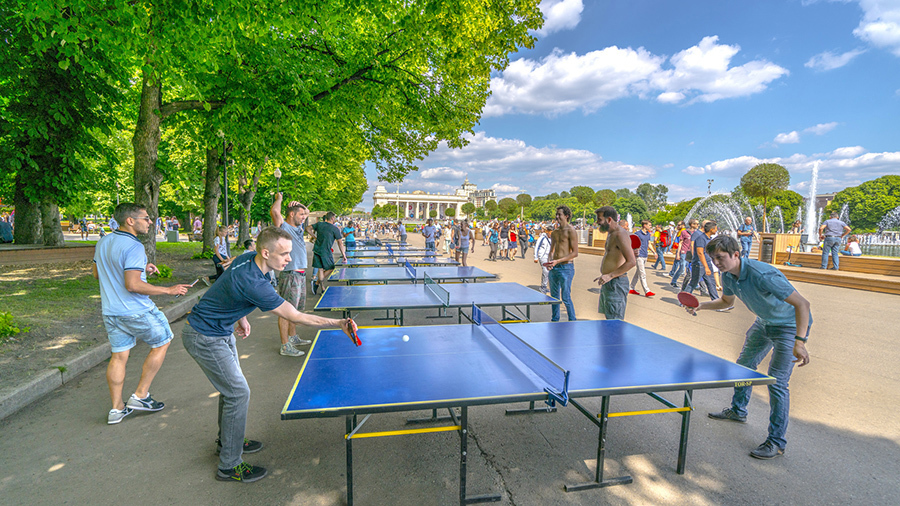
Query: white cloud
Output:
[[484, 36, 788, 117], [534, 0, 584, 36], [804, 48, 867, 70], [681, 147, 900, 193], [419, 167, 467, 180], [853, 0, 900, 56], [774, 131, 801, 144], [772, 122, 838, 145], [804, 122, 839, 135], [422, 132, 657, 193], [490, 183, 524, 197]]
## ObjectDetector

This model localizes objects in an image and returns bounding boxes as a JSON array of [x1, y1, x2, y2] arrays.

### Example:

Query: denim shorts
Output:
[[103, 307, 173, 353]]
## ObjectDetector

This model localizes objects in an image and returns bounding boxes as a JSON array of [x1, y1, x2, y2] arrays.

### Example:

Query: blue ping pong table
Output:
[[336, 257, 460, 268], [282, 309, 774, 505], [329, 265, 497, 285], [314, 282, 559, 325], [345, 250, 437, 258], [351, 245, 429, 252]]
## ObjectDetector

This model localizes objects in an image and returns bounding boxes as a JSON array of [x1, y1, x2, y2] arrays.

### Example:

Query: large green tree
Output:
[[613, 196, 650, 224], [740, 163, 790, 231], [635, 183, 668, 214], [827, 175, 900, 232], [569, 185, 595, 222], [516, 193, 532, 218], [593, 189, 617, 207], [17, 0, 542, 260]]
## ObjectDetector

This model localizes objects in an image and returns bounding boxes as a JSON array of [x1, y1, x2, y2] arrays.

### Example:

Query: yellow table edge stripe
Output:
[[346, 425, 461, 439], [605, 406, 692, 418]]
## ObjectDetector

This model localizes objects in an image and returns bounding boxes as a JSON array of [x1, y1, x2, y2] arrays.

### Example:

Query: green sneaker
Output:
[[215, 462, 267, 483]]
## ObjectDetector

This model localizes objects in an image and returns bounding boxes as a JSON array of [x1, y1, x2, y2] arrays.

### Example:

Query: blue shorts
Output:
[[103, 307, 173, 353]]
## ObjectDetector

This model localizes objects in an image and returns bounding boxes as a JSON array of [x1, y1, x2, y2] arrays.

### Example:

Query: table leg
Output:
[[677, 390, 693, 474], [565, 397, 633, 491], [346, 415, 354, 505], [459, 406, 501, 504]]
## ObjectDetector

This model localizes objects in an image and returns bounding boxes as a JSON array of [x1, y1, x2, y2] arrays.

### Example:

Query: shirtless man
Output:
[[593, 206, 637, 320], [545, 205, 579, 321]]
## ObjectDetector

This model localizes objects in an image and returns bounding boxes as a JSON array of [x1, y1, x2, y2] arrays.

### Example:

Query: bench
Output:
[[773, 251, 900, 277]]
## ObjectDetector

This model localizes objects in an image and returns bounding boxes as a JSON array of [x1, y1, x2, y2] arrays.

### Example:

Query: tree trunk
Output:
[[40, 198, 65, 247], [238, 189, 255, 245], [13, 176, 42, 244], [202, 147, 221, 255], [132, 69, 164, 264]]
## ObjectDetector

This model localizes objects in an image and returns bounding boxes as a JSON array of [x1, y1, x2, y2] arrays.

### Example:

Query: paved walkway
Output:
[[1, 232, 898, 505]]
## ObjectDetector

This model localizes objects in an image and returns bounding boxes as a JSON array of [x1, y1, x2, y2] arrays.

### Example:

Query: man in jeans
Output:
[[93, 203, 192, 424], [628, 220, 656, 297], [422, 218, 437, 251], [818, 211, 850, 270], [183, 227, 358, 483], [670, 220, 695, 287], [270, 192, 311, 357], [686, 235, 811, 460], [546, 206, 579, 321], [686, 220, 719, 300]]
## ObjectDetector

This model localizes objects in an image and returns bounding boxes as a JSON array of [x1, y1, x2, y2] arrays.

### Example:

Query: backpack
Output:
[[659, 230, 670, 248]]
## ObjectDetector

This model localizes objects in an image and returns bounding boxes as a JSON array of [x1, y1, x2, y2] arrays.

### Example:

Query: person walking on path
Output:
[[546, 206, 579, 321], [422, 219, 437, 251], [629, 220, 656, 297], [397, 220, 408, 244], [670, 220, 695, 287], [686, 220, 719, 300], [533, 225, 552, 294], [182, 227, 358, 483], [92, 203, 191, 425], [212, 226, 232, 281], [488, 222, 500, 261], [738, 216, 759, 259], [593, 207, 636, 320], [458, 220, 475, 266], [819, 212, 851, 270], [518, 223, 530, 259], [270, 193, 311, 357], [508, 226, 518, 262], [306, 212, 346, 295], [687, 235, 811, 460]]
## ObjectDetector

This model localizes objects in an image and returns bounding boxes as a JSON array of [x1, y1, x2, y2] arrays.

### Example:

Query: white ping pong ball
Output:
[[402, 335, 409, 341]]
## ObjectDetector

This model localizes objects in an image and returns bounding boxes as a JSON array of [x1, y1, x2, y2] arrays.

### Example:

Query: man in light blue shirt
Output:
[[270, 193, 311, 357], [687, 235, 811, 460], [737, 216, 757, 258], [93, 203, 191, 424], [108, 216, 119, 232]]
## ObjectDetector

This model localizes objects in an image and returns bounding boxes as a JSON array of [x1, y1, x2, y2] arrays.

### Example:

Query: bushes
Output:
[[0, 312, 30, 342]]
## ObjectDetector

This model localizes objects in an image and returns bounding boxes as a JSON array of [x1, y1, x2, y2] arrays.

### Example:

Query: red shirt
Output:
[[510, 230, 518, 242]]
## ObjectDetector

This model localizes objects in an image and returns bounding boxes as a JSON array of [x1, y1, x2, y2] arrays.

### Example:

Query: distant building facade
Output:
[[372, 177, 496, 219]]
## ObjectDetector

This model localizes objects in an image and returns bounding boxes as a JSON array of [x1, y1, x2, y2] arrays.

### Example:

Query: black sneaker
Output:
[[708, 408, 747, 423], [215, 462, 268, 483], [216, 438, 264, 455], [750, 440, 784, 459]]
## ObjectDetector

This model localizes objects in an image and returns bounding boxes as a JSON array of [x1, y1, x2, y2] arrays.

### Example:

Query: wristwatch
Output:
[[794, 335, 808, 343]]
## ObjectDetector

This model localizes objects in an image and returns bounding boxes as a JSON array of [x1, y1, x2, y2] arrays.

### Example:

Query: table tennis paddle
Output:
[[677, 291, 699, 316], [630, 234, 641, 250], [348, 313, 362, 346]]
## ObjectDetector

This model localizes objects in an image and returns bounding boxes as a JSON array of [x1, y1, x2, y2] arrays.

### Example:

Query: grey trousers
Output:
[[182, 324, 251, 470]]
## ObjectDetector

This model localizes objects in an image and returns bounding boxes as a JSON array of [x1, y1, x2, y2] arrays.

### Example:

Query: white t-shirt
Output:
[[214, 235, 229, 257], [848, 242, 862, 255]]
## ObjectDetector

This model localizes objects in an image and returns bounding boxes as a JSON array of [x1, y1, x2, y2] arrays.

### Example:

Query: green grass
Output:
[[0, 273, 100, 328]]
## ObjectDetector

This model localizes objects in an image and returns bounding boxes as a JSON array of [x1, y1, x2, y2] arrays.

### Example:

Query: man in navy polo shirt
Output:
[[687, 235, 811, 460], [182, 227, 358, 483], [93, 203, 192, 425]]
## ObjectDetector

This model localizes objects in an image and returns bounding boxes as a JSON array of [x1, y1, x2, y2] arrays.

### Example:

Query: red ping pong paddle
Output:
[[677, 292, 699, 316], [630, 234, 641, 250], [348, 319, 362, 346]]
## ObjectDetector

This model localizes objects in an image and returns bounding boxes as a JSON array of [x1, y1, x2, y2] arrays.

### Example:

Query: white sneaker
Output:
[[289, 335, 311, 346], [108, 407, 133, 425], [280, 343, 305, 357]]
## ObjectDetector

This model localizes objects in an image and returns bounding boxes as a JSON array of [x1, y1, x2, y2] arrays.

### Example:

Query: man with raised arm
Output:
[[182, 227, 358, 483], [545, 205, 579, 321], [686, 235, 811, 460], [592, 206, 637, 320], [269, 192, 311, 357], [93, 203, 192, 425]]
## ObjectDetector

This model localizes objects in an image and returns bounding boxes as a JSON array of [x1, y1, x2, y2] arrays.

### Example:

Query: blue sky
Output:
[[361, 0, 900, 209]]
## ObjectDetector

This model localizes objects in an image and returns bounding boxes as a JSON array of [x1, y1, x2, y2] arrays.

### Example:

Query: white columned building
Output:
[[372, 177, 496, 220]]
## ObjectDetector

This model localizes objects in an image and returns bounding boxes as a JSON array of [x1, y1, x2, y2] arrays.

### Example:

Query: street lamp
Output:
[[707, 179, 714, 196]]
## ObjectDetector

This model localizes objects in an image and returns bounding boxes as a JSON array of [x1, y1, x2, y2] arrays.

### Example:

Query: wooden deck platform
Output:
[[775, 264, 900, 295]]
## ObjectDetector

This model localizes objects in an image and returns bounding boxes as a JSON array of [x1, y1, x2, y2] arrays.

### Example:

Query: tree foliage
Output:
[[613, 196, 650, 223], [635, 183, 668, 213], [497, 197, 518, 218], [593, 189, 617, 207], [461, 202, 476, 216], [827, 175, 900, 232], [740, 163, 790, 229]]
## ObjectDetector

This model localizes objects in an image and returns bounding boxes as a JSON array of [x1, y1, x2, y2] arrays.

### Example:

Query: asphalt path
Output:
[[1, 232, 897, 505]]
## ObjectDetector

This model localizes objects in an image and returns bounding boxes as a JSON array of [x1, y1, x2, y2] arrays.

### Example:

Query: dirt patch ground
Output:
[[0, 240, 217, 389]]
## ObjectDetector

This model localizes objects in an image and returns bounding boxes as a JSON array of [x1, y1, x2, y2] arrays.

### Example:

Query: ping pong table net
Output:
[[386, 244, 394, 257], [404, 260, 416, 280], [471, 304, 570, 407], [424, 273, 450, 307]]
